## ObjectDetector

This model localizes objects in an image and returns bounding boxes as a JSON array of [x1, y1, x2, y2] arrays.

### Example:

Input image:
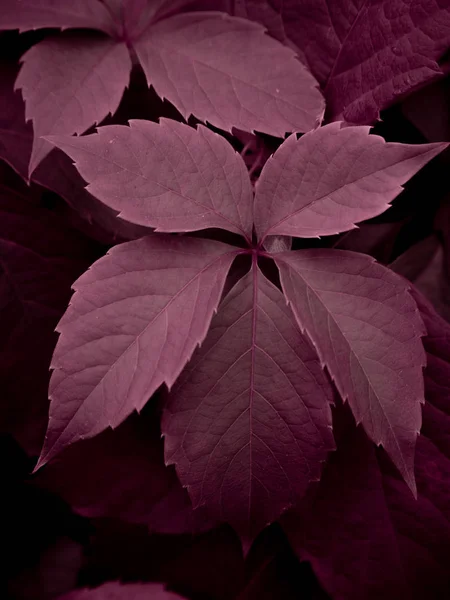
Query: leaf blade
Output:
[[36, 235, 238, 469], [275, 249, 426, 493], [163, 264, 335, 546], [255, 123, 447, 241], [134, 11, 324, 137], [16, 33, 131, 175], [46, 119, 254, 238]]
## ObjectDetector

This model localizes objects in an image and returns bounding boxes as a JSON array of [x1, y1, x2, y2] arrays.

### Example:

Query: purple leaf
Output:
[[16, 32, 131, 175], [240, 0, 450, 124], [163, 265, 335, 547], [283, 415, 450, 600], [59, 582, 186, 600], [275, 249, 426, 494], [0, 60, 149, 243], [36, 235, 237, 468], [46, 119, 254, 239], [37, 408, 215, 535], [134, 11, 324, 137], [0, 0, 115, 35], [254, 123, 447, 242]]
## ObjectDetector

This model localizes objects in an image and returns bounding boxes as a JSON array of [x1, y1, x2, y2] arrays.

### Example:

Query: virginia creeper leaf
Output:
[[254, 122, 447, 242], [275, 249, 426, 494], [16, 33, 131, 175], [0, 0, 115, 35], [283, 416, 450, 600], [134, 11, 324, 137], [59, 582, 186, 600], [46, 119, 254, 238], [163, 266, 335, 547], [38, 407, 215, 535], [239, 0, 450, 124], [36, 235, 238, 469]]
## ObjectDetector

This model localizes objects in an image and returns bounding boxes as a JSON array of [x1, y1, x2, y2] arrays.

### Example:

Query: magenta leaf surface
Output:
[[46, 119, 254, 238], [163, 266, 335, 547], [283, 415, 450, 600], [59, 582, 186, 600], [38, 406, 215, 535], [0, 0, 115, 35], [240, 0, 450, 124], [254, 123, 447, 242], [275, 249, 426, 494], [16, 33, 131, 176], [134, 11, 324, 137], [36, 235, 237, 469]]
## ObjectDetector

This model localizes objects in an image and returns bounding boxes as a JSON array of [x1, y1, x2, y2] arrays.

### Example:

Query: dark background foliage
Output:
[[1, 3, 450, 598]]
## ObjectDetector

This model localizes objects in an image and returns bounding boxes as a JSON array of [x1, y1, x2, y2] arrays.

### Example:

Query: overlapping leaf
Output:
[[46, 119, 254, 238], [237, 0, 450, 124], [134, 11, 324, 137], [16, 33, 131, 175], [254, 123, 447, 241], [0, 0, 115, 34], [163, 267, 335, 546], [275, 249, 426, 493], [36, 235, 237, 468]]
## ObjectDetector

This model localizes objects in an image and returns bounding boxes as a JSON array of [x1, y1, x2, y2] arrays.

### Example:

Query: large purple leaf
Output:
[[37, 407, 215, 535], [254, 123, 447, 242], [163, 265, 335, 547], [46, 119, 254, 239], [59, 582, 186, 600], [36, 235, 237, 468], [283, 413, 450, 600], [238, 0, 450, 124], [0, 188, 98, 455], [16, 32, 131, 175], [0, 0, 115, 35], [275, 249, 426, 493], [134, 11, 324, 137]]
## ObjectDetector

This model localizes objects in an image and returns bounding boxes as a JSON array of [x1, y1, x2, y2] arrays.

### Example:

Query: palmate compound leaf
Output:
[[59, 582, 186, 600], [254, 122, 448, 242], [134, 11, 325, 138], [163, 265, 335, 548], [46, 119, 254, 239], [237, 0, 450, 124], [275, 249, 426, 494], [35, 235, 238, 469], [16, 32, 132, 176], [0, 0, 115, 34]]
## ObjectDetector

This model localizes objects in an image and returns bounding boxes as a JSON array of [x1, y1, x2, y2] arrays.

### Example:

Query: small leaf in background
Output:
[[163, 267, 335, 547], [46, 119, 254, 238], [254, 123, 447, 241], [16, 33, 131, 175], [37, 235, 237, 468], [275, 249, 426, 494], [134, 12, 324, 137]]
